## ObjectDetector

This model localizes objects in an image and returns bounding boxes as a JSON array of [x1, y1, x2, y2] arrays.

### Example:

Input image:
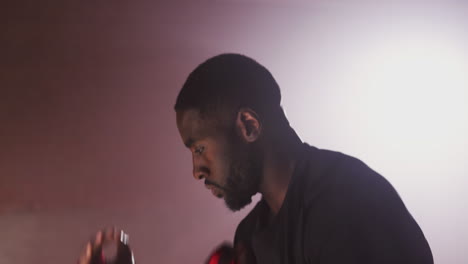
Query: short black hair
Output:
[[175, 53, 282, 123]]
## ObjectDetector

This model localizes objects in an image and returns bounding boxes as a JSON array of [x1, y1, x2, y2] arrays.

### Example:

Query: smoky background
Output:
[[1, 1, 467, 263]]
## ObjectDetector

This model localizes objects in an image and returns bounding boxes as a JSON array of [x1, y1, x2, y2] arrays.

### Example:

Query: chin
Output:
[[224, 194, 253, 212]]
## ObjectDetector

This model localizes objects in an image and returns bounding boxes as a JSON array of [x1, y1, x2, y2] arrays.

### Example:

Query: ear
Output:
[[235, 108, 262, 143]]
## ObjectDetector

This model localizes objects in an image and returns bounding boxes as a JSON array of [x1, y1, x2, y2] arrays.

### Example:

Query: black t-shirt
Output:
[[234, 144, 433, 264]]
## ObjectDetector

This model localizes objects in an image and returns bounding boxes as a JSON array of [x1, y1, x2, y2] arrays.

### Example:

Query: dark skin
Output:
[[176, 107, 300, 215]]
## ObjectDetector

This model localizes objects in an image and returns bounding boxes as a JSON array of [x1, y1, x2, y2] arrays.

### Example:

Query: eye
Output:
[[194, 145, 205, 155]]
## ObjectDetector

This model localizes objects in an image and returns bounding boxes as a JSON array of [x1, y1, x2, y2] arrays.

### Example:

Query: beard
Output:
[[222, 135, 263, 212]]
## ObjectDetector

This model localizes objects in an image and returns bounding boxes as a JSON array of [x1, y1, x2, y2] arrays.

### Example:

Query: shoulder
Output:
[[299, 145, 411, 235], [301, 147, 433, 262], [299, 145, 397, 206]]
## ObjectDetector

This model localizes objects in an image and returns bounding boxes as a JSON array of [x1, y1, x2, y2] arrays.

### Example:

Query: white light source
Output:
[[345, 29, 468, 162]]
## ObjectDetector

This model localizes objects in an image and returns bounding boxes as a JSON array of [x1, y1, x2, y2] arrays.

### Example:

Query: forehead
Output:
[[177, 109, 204, 134], [176, 109, 219, 144]]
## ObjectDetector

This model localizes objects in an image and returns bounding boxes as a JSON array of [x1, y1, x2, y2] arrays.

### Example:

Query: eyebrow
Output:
[[184, 138, 195, 148]]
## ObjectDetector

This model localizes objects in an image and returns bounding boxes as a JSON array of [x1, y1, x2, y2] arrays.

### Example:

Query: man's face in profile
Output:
[[176, 109, 262, 211]]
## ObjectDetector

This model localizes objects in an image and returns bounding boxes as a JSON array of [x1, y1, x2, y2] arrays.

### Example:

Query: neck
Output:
[[259, 128, 302, 215]]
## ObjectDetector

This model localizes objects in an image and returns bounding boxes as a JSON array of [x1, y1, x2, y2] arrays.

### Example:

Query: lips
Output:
[[206, 184, 223, 198], [212, 188, 223, 198]]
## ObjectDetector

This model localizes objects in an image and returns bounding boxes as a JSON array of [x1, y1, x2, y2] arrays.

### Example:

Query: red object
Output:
[[207, 247, 236, 264], [208, 251, 221, 264]]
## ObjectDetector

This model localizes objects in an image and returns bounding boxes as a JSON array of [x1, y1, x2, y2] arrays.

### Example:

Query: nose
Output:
[[192, 154, 207, 180], [192, 167, 205, 180]]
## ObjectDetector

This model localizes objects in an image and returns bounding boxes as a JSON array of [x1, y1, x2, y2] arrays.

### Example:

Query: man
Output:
[[77, 53, 433, 264], [175, 54, 433, 264]]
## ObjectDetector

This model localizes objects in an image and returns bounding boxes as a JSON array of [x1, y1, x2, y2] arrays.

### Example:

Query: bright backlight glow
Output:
[[342, 30, 468, 160]]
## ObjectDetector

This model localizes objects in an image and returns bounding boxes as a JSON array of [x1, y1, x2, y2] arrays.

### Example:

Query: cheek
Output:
[[207, 151, 231, 184]]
